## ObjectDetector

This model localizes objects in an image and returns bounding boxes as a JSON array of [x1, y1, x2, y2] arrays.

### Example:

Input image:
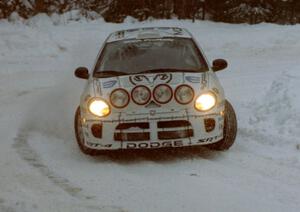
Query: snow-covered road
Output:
[[1, 15, 300, 212]]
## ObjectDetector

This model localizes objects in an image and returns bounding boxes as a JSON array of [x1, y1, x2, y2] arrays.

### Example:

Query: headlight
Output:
[[110, 88, 130, 108], [88, 98, 110, 117], [195, 92, 216, 111], [153, 84, 173, 104], [131, 85, 151, 105], [175, 85, 194, 104]]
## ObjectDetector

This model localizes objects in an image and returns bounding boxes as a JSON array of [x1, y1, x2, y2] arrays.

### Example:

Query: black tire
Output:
[[207, 100, 237, 151], [74, 107, 102, 156]]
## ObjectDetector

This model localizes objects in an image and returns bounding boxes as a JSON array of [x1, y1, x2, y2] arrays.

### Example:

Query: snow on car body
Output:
[[74, 27, 237, 155]]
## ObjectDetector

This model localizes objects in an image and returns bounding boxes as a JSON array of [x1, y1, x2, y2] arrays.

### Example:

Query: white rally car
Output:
[[74, 27, 237, 155]]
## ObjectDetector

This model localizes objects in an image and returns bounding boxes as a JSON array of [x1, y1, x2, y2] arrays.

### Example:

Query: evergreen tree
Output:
[[207, 0, 274, 24], [0, 0, 299, 23]]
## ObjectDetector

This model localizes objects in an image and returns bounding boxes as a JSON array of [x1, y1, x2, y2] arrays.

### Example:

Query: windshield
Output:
[[94, 38, 208, 77]]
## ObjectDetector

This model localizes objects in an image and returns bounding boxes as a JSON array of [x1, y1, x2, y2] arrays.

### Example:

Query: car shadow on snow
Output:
[[86, 146, 222, 164]]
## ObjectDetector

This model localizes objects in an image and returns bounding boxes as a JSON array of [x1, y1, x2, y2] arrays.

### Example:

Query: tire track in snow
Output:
[[13, 129, 126, 212], [13, 129, 84, 198]]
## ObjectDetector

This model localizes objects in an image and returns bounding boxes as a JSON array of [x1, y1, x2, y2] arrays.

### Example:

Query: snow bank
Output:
[[249, 71, 300, 141]]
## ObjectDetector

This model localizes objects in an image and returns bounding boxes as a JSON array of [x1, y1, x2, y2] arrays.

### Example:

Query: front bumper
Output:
[[80, 109, 225, 150]]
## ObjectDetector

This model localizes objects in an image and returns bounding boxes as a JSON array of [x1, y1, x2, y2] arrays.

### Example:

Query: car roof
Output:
[[106, 27, 193, 43]]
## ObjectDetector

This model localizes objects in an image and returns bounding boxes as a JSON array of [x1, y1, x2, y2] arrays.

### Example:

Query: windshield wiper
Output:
[[137, 68, 201, 74], [94, 70, 128, 78]]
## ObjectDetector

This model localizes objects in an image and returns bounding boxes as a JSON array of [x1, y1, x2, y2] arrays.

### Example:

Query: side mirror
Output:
[[74, 67, 89, 79], [212, 59, 228, 72]]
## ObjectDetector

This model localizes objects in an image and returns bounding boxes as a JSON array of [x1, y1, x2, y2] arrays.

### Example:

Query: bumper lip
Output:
[[85, 135, 223, 150]]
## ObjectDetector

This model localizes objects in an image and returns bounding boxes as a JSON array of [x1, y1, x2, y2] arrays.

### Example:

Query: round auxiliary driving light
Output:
[[153, 84, 173, 104], [131, 85, 151, 105], [175, 84, 194, 104], [110, 88, 130, 108]]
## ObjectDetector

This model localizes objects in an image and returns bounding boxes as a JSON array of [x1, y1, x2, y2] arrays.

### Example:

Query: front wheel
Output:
[[207, 100, 237, 151], [74, 107, 102, 156]]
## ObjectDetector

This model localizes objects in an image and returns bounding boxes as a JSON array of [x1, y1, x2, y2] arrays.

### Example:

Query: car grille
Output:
[[114, 120, 193, 141], [157, 120, 193, 140], [114, 122, 150, 141]]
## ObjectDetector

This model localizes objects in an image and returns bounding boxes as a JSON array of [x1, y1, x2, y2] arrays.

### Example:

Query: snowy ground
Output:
[[1, 14, 300, 212]]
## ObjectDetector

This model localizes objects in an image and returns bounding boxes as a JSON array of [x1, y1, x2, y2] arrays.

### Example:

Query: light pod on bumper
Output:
[[175, 84, 194, 104], [110, 88, 130, 108], [131, 85, 151, 105], [88, 98, 110, 117], [195, 92, 216, 111], [153, 84, 173, 104]]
